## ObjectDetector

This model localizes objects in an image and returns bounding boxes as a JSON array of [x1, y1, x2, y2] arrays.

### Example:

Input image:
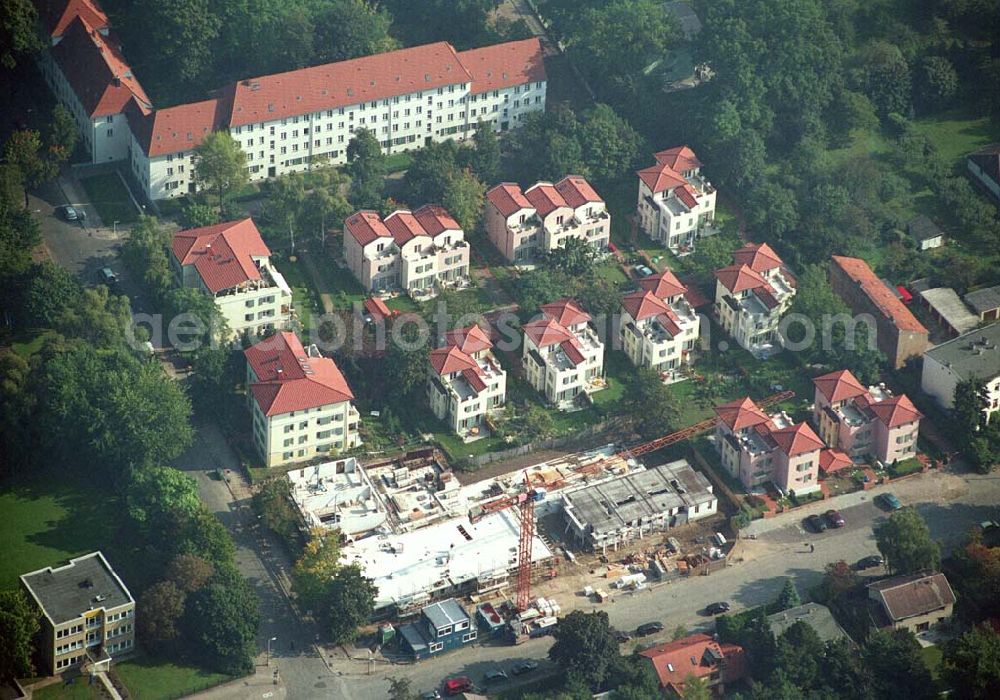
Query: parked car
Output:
[[59, 205, 79, 221], [614, 630, 633, 643], [877, 493, 902, 511], [99, 267, 118, 287], [443, 677, 473, 696], [805, 513, 828, 533], [705, 601, 731, 615], [825, 509, 845, 528], [511, 660, 539, 676], [636, 621, 664, 637], [483, 669, 509, 684], [633, 264, 654, 278], [420, 692, 442, 700], [855, 555, 884, 570]]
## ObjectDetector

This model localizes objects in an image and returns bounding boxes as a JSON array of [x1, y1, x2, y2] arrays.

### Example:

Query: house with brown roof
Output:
[[714, 396, 824, 494], [639, 633, 748, 697], [967, 144, 1000, 203], [829, 256, 929, 369], [636, 146, 718, 254], [427, 325, 506, 439], [245, 331, 361, 467], [812, 370, 921, 466], [171, 218, 292, 338], [714, 242, 796, 357], [619, 269, 701, 383], [868, 572, 956, 634], [342, 205, 470, 297], [522, 299, 605, 410], [484, 176, 610, 264]]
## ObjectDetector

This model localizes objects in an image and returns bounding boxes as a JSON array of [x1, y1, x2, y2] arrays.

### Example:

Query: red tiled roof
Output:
[[638, 269, 687, 300], [171, 218, 271, 294], [714, 397, 770, 431], [769, 422, 824, 457], [456, 38, 546, 95], [127, 97, 228, 158], [522, 317, 574, 348], [524, 182, 568, 217], [819, 449, 853, 474], [655, 310, 682, 338], [429, 345, 477, 376], [245, 332, 355, 416], [38, 0, 108, 38], [654, 145, 702, 172], [868, 394, 922, 429], [733, 242, 783, 273], [540, 298, 591, 328], [444, 324, 492, 355], [753, 285, 780, 310], [813, 369, 867, 403], [638, 145, 703, 197], [384, 210, 429, 245], [554, 176, 602, 209], [715, 264, 768, 294], [486, 183, 532, 218], [637, 163, 687, 195], [682, 279, 710, 309], [676, 185, 699, 210], [50, 17, 151, 118], [413, 204, 460, 236], [228, 42, 471, 127], [639, 633, 746, 693], [831, 256, 928, 334], [345, 210, 391, 246], [621, 290, 672, 322], [559, 338, 586, 366], [363, 297, 391, 321], [461, 366, 487, 393]]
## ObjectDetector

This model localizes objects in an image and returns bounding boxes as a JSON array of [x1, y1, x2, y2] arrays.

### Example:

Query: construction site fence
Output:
[[458, 418, 628, 468]]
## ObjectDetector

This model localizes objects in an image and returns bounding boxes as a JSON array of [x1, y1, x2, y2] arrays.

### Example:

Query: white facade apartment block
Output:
[[522, 301, 605, 410], [619, 292, 700, 383], [427, 327, 507, 439], [921, 325, 1000, 423], [636, 146, 717, 253]]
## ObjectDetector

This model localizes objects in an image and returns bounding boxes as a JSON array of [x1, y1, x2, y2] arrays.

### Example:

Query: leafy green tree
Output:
[[772, 620, 824, 689], [4, 130, 56, 204], [46, 105, 78, 164], [915, 56, 958, 112], [624, 368, 680, 440], [55, 286, 133, 349], [813, 560, 858, 604], [121, 217, 174, 303], [23, 263, 82, 327], [0, 0, 42, 68], [442, 169, 486, 233], [541, 236, 598, 276], [193, 131, 248, 213], [509, 108, 588, 184], [831, 90, 880, 140], [522, 404, 557, 440], [381, 0, 500, 50], [253, 478, 300, 544], [943, 624, 1000, 699], [385, 329, 429, 401], [863, 629, 935, 700], [327, 564, 377, 645], [164, 286, 230, 345], [177, 508, 236, 564], [470, 122, 501, 184], [183, 203, 220, 228], [874, 507, 941, 575], [346, 128, 386, 209], [682, 674, 712, 700], [0, 588, 40, 679], [127, 466, 202, 533], [126, 0, 221, 96], [857, 41, 911, 119], [548, 610, 619, 690], [311, 0, 397, 64], [0, 352, 36, 479], [137, 581, 186, 653], [403, 140, 461, 205], [773, 578, 801, 612], [387, 676, 415, 700], [165, 554, 215, 594], [578, 104, 644, 183], [945, 533, 1000, 623], [514, 269, 572, 312], [689, 233, 740, 285], [292, 530, 342, 614], [185, 568, 260, 675]]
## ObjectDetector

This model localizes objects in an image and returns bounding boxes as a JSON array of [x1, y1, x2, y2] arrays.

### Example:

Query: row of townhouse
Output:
[[32, 0, 547, 201], [427, 325, 507, 440], [342, 206, 470, 295], [636, 146, 717, 253], [484, 175, 610, 264]]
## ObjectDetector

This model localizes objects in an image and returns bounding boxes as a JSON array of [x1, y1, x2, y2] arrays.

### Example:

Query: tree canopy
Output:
[[874, 507, 941, 575], [548, 610, 620, 690], [193, 131, 248, 212]]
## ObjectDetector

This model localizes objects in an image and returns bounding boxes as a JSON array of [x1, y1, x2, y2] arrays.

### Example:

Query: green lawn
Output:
[[79, 172, 139, 226], [595, 261, 628, 285], [9, 329, 55, 358], [913, 109, 1000, 167], [114, 656, 232, 700], [304, 250, 367, 307], [384, 152, 413, 173], [385, 296, 420, 313], [34, 678, 103, 699], [280, 256, 320, 330], [920, 644, 944, 685]]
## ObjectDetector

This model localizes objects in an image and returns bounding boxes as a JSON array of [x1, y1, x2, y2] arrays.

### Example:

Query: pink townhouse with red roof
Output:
[[245, 332, 361, 467], [522, 299, 606, 410], [484, 176, 610, 264], [636, 146, 717, 253], [427, 325, 506, 439]]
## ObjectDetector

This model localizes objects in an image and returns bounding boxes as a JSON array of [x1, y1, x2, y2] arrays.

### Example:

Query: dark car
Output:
[[512, 660, 539, 676], [483, 669, 509, 684], [855, 555, 884, 570], [805, 513, 827, 533], [614, 630, 633, 644], [825, 509, 845, 528], [59, 205, 79, 221], [443, 677, 473, 696], [877, 493, 902, 511], [636, 621, 664, 637], [705, 601, 731, 615]]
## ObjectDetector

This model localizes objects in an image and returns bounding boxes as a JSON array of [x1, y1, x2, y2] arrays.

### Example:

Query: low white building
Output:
[[287, 458, 387, 538], [522, 299, 605, 410], [427, 325, 506, 440], [714, 242, 796, 357], [245, 332, 362, 468], [342, 206, 470, 296], [636, 146, 717, 253], [484, 176, 610, 264], [921, 324, 1000, 423], [619, 269, 700, 382], [171, 218, 292, 338]]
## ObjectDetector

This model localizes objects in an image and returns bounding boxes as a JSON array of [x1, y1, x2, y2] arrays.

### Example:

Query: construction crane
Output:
[[469, 389, 796, 611]]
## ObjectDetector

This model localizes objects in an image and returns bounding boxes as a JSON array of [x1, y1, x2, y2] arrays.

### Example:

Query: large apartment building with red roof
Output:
[[522, 299, 605, 410], [427, 325, 506, 439], [245, 331, 361, 467], [636, 146, 717, 253], [813, 369, 922, 466], [714, 396, 824, 494], [484, 175, 610, 263], [342, 205, 470, 296], [619, 269, 701, 383], [171, 218, 292, 338], [714, 242, 796, 357]]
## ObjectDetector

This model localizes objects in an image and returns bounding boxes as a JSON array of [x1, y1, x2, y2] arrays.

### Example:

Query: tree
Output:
[[442, 169, 486, 233], [165, 554, 215, 594], [137, 581, 186, 653], [327, 565, 377, 645], [346, 129, 386, 209], [127, 466, 202, 533], [541, 236, 598, 276], [121, 217, 173, 303], [185, 570, 261, 675], [548, 610, 619, 690], [0, 352, 35, 479], [857, 41, 911, 119], [403, 141, 461, 205], [943, 624, 1000, 699], [177, 508, 236, 564], [522, 404, 557, 440], [945, 533, 1000, 623], [915, 56, 958, 112], [821, 637, 872, 700], [772, 621, 825, 689], [469, 122, 500, 184], [292, 530, 342, 613], [0, 588, 39, 679], [863, 629, 935, 700], [509, 108, 588, 184], [311, 0, 397, 65], [253, 478, 300, 544], [4, 130, 55, 204], [814, 560, 858, 604], [953, 379, 998, 474], [578, 104, 643, 183], [0, 0, 42, 69], [874, 507, 941, 575], [682, 674, 711, 700], [46, 105, 78, 164], [193, 131, 248, 212], [385, 331, 429, 401], [23, 263, 82, 327], [773, 578, 801, 612], [624, 368, 680, 440], [183, 203, 220, 228], [387, 676, 415, 700]]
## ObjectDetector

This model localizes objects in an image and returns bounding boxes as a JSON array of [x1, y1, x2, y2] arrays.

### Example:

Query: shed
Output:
[[906, 215, 945, 251], [964, 284, 1000, 323], [918, 288, 980, 337]]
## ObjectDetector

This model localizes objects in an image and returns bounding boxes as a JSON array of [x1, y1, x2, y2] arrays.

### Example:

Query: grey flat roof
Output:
[[919, 288, 979, 335], [564, 459, 714, 535], [423, 598, 469, 630], [924, 323, 1000, 380], [767, 602, 848, 643], [20, 552, 133, 625], [965, 285, 1000, 315]]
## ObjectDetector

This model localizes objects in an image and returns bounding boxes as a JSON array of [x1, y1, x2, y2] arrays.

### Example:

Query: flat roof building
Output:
[[767, 603, 848, 643], [921, 323, 1000, 422], [287, 458, 387, 538]]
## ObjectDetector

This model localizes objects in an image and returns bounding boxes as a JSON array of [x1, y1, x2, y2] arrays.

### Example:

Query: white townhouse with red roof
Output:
[[342, 205, 470, 296], [636, 146, 717, 254], [619, 269, 701, 383], [484, 176, 610, 264], [522, 299, 606, 410], [245, 332, 361, 467], [171, 218, 292, 338], [427, 325, 506, 439], [714, 242, 796, 357], [714, 397, 824, 494]]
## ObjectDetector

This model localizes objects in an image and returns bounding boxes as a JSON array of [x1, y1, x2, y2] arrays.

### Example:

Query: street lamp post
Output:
[[266, 636, 277, 666]]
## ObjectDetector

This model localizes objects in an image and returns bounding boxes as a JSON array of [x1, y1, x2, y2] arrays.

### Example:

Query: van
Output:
[[712, 532, 727, 547]]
